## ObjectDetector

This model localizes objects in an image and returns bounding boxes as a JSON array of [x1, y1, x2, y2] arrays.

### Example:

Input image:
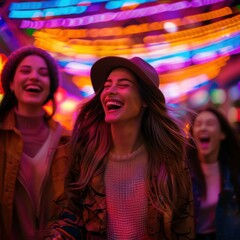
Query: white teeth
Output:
[[106, 101, 123, 107], [25, 85, 41, 92]]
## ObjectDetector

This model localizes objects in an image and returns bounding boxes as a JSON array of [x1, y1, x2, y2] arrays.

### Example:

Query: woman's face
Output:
[[100, 68, 145, 124], [192, 111, 225, 160], [10, 55, 50, 113]]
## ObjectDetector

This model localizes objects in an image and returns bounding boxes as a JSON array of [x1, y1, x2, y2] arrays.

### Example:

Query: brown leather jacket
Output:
[[0, 110, 71, 239], [45, 162, 195, 239]]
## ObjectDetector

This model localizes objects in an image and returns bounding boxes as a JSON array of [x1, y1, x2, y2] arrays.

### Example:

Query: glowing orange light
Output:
[[55, 87, 66, 102], [0, 53, 7, 73], [0, 53, 8, 93]]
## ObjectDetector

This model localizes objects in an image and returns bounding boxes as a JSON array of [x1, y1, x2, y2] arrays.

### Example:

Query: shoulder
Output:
[[47, 117, 72, 145], [0, 109, 16, 130]]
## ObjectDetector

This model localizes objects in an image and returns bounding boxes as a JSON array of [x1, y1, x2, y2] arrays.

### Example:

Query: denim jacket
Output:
[[192, 162, 240, 240]]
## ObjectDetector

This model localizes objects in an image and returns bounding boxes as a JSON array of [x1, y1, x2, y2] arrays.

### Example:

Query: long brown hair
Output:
[[188, 106, 240, 198], [68, 71, 191, 214]]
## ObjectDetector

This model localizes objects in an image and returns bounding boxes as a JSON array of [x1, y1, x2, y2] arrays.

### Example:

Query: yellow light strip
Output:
[[159, 56, 229, 83], [37, 7, 232, 39], [33, 13, 240, 56], [144, 14, 240, 45], [62, 55, 229, 86]]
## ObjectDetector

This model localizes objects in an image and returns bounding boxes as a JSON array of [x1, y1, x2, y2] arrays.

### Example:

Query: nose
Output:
[[29, 70, 39, 81], [198, 123, 207, 131], [107, 84, 118, 95]]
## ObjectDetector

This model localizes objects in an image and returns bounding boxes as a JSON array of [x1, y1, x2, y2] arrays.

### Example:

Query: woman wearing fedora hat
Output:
[[45, 56, 195, 239], [0, 46, 71, 239]]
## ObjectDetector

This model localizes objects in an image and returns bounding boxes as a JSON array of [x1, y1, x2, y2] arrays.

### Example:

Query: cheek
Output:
[[129, 100, 143, 114], [11, 76, 21, 90], [44, 79, 51, 92], [210, 127, 221, 136], [130, 92, 143, 106], [192, 128, 198, 138]]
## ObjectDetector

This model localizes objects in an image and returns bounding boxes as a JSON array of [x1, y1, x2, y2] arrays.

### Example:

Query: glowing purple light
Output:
[[19, 0, 225, 29]]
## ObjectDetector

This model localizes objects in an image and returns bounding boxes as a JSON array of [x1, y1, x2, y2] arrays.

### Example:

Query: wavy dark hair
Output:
[[0, 46, 59, 123], [67, 68, 191, 214]]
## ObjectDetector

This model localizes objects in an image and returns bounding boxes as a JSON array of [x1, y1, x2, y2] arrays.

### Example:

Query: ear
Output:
[[142, 101, 148, 107], [220, 132, 226, 140], [10, 81, 13, 91]]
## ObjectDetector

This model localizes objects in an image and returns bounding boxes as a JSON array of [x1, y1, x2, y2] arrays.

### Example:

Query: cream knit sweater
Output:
[[105, 145, 148, 240]]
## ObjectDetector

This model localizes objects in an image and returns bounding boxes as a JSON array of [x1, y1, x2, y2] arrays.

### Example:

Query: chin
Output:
[[104, 117, 119, 123], [202, 152, 212, 159]]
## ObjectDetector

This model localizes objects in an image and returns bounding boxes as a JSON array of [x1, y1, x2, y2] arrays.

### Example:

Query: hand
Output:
[[45, 235, 64, 240], [53, 235, 64, 240]]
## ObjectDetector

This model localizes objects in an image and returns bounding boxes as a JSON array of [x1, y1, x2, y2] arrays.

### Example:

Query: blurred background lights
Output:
[[59, 98, 79, 113], [1, 0, 240, 129], [228, 85, 240, 102], [55, 88, 67, 102], [163, 22, 178, 33], [163, 83, 181, 99], [0, 53, 7, 73], [189, 90, 209, 107], [64, 62, 91, 75], [192, 51, 218, 64], [228, 106, 240, 123], [210, 88, 226, 105], [80, 85, 94, 96]]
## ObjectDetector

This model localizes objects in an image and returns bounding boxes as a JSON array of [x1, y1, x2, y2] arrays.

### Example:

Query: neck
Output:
[[110, 121, 143, 155], [15, 108, 46, 131], [16, 104, 44, 117], [199, 150, 219, 164]]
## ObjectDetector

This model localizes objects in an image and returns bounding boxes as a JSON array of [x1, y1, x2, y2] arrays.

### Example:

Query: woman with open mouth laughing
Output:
[[0, 46, 71, 239], [45, 56, 195, 240], [188, 106, 240, 240]]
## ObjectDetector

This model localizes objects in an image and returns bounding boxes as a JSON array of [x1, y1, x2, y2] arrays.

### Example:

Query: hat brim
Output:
[[90, 56, 164, 102]]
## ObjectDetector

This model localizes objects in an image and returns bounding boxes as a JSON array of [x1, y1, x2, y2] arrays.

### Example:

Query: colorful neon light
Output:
[[18, 0, 225, 28]]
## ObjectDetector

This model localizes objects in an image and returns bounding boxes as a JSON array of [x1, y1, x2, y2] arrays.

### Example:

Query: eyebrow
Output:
[[19, 65, 48, 69], [196, 118, 217, 123], [106, 78, 135, 83]]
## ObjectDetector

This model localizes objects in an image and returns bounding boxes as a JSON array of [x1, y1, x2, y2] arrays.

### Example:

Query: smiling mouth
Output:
[[198, 137, 210, 149], [24, 85, 42, 93], [106, 101, 123, 111], [199, 137, 210, 144]]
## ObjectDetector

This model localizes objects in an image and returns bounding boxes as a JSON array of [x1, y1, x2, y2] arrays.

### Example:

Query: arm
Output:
[[171, 167, 196, 240], [45, 159, 85, 240], [44, 207, 85, 240]]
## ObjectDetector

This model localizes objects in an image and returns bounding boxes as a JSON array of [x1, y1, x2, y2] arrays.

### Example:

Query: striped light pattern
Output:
[[3, 0, 240, 128]]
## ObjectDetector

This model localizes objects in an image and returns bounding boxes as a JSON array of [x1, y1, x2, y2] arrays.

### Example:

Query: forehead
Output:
[[195, 111, 219, 122], [18, 54, 47, 67], [107, 67, 136, 80]]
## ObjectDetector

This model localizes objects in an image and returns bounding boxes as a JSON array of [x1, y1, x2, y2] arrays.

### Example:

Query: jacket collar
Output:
[[1, 108, 62, 131], [0, 109, 16, 130]]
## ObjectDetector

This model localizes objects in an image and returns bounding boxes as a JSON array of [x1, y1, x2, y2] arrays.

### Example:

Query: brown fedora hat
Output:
[[90, 56, 165, 102]]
